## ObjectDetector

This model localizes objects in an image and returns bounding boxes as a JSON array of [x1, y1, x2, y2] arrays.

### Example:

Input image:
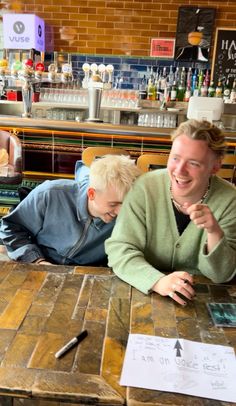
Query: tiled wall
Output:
[[62, 54, 204, 89], [0, 0, 236, 56], [0, 1, 236, 89]]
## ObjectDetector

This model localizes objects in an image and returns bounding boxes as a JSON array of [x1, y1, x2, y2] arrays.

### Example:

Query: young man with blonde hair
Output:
[[106, 120, 236, 305], [0, 155, 140, 265]]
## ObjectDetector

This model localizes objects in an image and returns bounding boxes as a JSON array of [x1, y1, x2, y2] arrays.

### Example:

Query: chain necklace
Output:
[[170, 181, 210, 212]]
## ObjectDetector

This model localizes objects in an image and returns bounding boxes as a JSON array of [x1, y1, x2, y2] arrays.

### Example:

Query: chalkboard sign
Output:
[[211, 27, 236, 86]]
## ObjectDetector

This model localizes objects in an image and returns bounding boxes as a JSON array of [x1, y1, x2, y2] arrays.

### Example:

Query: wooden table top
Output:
[[0, 261, 235, 406]]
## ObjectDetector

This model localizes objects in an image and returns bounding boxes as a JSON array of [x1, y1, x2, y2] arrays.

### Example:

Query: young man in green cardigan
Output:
[[106, 119, 236, 306]]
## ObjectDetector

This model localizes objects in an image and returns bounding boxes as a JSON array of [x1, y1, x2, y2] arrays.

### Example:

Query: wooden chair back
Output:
[[136, 152, 236, 184], [217, 154, 236, 184], [137, 153, 169, 172], [82, 146, 129, 167]]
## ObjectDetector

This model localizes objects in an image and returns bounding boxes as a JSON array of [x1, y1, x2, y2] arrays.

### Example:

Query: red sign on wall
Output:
[[150, 38, 175, 58]]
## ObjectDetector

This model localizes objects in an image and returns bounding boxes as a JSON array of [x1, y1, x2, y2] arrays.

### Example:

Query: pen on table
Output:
[[55, 329, 88, 359]]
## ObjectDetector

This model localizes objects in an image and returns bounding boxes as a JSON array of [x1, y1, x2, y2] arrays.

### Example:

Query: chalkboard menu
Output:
[[211, 27, 236, 86]]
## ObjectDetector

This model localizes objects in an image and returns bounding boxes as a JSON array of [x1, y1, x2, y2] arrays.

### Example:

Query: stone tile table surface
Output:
[[0, 261, 234, 406]]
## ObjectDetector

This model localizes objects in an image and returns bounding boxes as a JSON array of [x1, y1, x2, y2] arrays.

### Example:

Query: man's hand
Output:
[[34, 258, 54, 265], [185, 203, 224, 253], [186, 203, 220, 233], [152, 271, 195, 306], [36, 260, 53, 265]]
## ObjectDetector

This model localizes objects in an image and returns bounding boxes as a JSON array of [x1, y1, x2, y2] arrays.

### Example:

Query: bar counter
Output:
[[0, 115, 235, 139], [0, 261, 235, 406], [0, 113, 235, 214]]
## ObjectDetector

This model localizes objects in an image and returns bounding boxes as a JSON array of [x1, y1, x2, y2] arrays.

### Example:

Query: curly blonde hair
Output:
[[171, 119, 227, 158]]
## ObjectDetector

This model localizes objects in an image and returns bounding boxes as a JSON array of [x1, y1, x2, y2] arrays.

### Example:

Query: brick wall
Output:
[[0, 0, 236, 55]]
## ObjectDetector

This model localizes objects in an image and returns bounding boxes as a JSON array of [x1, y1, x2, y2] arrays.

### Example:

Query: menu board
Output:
[[211, 27, 236, 86]]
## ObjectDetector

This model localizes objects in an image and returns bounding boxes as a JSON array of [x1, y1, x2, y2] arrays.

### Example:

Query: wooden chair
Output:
[[82, 146, 129, 167], [137, 153, 169, 172], [217, 154, 236, 184], [0, 130, 22, 184]]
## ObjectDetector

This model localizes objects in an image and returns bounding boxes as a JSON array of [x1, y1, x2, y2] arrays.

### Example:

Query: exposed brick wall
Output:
[[1, 0, 236, 55]]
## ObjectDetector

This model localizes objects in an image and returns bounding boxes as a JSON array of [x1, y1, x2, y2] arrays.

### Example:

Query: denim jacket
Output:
[[0, 178, 115, 265]]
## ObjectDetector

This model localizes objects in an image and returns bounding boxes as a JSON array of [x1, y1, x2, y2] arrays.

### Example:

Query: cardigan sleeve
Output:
[[197, 194, 236, 283], [105, 178, 165, 294]]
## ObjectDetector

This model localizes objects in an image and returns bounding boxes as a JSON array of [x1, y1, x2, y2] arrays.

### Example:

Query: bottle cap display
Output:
[[23, 58, 34, 68], [0, 59, 8, 68], [82, 63, 90, 72], [35, 62, 45, 72], [48, 63, 57, 72], [12, 60, 22, 71], [90, 63, 98, 73], [61, 63, 72, 74]]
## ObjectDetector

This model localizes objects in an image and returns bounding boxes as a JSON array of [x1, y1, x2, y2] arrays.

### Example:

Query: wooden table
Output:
[[0, 262, 235, 406]]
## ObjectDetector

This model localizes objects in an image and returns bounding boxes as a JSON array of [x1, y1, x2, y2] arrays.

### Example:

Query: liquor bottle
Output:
[[157, 67, 167, 101], [168, 65, 174, 87], [191, 68, 198, 94], [204, 69, 210, 88], [184, 84, 191, 102], [154, 72, 160, 100], [198, 69, 204, 92], [147, 77, 156, 100], [170, 81, 177, 101], [215, 80, 223, 98], [223, 78, 231, 102], [139, 75, 147, 100], [200, 80, 208, 97], [208, 81, 216, 97], [186, 67, 192, 89], [174, 66, 180, 86], [160, 67, 167, 91], [180, 67, 186, 86], [230, 79, 236, 103], [176, 80, 185, 101]]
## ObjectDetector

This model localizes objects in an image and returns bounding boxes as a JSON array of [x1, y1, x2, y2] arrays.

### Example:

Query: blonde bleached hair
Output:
[[171, 119, 227, 158], [89, 154, 141, 200]]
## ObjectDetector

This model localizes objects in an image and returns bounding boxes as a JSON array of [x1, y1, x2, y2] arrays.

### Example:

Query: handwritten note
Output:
[[120, 334, 236, 403]]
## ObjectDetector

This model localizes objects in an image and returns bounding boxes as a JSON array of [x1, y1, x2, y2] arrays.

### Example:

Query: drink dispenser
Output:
[[86, 74, 103, 122]]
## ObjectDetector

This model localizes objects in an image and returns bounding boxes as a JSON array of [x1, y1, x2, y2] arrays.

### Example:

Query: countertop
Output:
[[0, 115, 235, 140]]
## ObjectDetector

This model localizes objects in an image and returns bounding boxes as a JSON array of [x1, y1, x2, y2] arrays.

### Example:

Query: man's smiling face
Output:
[[87, 186, 123, 223], [168, 133, 220, 204]]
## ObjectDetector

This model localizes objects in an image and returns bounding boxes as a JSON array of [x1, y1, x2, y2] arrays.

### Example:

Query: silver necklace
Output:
[[170, 182, 210, 212]]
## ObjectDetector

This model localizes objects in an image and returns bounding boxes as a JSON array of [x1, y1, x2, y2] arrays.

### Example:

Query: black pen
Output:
[[55, 330, 88, 359]]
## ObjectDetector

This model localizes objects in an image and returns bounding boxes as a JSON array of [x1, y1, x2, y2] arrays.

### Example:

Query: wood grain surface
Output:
[[0, 262, 235, 406]]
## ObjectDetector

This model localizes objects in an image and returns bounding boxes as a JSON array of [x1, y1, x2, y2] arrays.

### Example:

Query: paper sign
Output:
[[120, 334, 236, 403], [150, 38, 175, 58]]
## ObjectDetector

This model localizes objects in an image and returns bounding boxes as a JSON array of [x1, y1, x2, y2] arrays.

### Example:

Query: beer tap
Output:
[[98, 64, 106, 82], [18, 59, 35, 118], [105, 64, 114, 89], [82, 63, 90, 88]]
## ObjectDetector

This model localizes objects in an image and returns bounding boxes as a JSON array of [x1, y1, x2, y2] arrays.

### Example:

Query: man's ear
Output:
[[211, 158, 222, 175], [87, 187, 96, 200]]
